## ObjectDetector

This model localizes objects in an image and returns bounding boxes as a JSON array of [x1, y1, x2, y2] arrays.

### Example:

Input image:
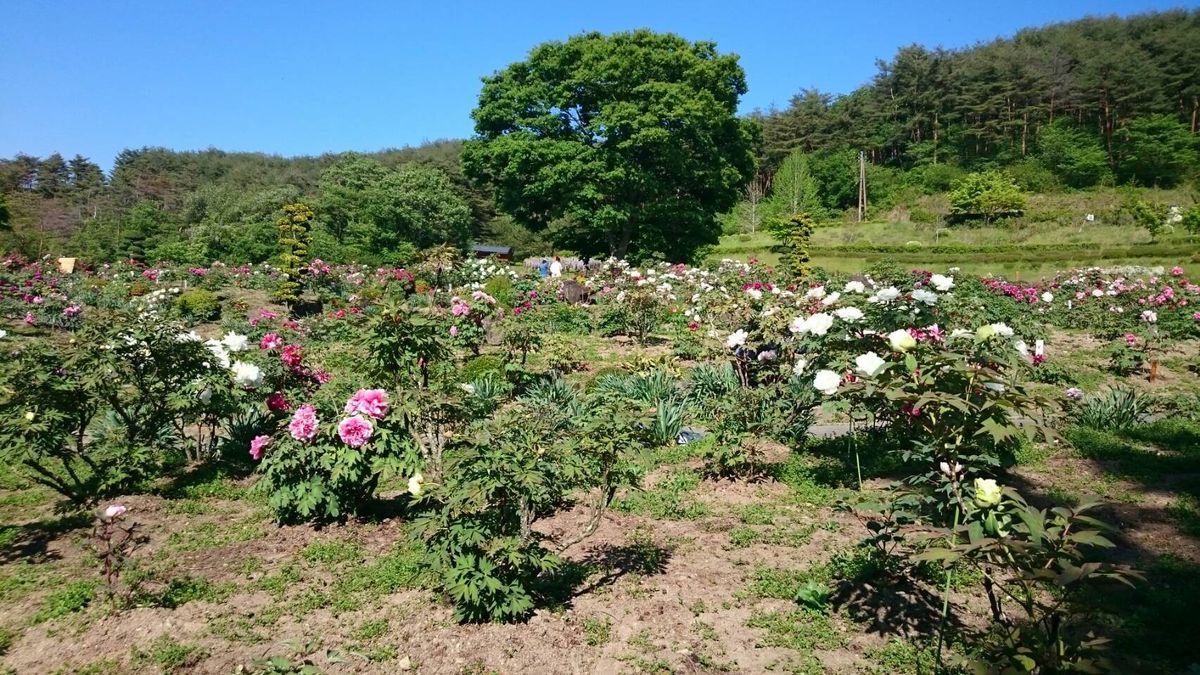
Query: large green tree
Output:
[[462, 30, 758, 261]]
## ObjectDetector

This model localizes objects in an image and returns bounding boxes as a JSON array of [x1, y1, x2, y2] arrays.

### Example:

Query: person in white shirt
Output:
[[549, 256, 563, 277]]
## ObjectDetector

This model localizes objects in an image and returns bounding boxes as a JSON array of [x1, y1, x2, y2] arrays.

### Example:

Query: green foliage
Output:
[[1119, 193, 1169, 241], [173, 288, 220, 322], [413, 396, 644, 622], [914, 491, 1141, 673], [777, 212, 814, 283], [765, 150, 824, 223], [1072, 388, 1150, 431], [1036, 120, 1111, 188], [0, 312, 229, 505], [947, 171, 1026, 223], [463, 29, 757, 261], [461, 355, 505, 383], [273, 202, 314, 305], [1115, 114, 1197, 187]]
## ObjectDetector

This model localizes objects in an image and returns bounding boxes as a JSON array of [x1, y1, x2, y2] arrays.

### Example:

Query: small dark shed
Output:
[[471, 244, 514, 261]]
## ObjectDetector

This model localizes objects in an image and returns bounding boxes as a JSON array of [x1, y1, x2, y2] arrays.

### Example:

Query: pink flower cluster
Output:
[[451, 298, 470, 317], [260, 332, 283, 350], [345, 389, 389, 419], [288, 404, 319, 442], [981, 277, 1041, 303]]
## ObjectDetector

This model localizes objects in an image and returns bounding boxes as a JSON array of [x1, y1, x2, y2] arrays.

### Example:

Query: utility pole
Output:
[[857, 151, 867, 223]]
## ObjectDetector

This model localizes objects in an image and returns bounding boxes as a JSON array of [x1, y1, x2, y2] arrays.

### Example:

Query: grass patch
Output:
[[356, 618, 388, 641], [613, 468, 710, 520], [132, 635, 207, 673], [332, 539, 432, 600], [582, 615, 612, 646], [747, 607, 845, 652], [144, 575, 236, 608], [164, 520, 261, 553], [862, 639, 940, 674], [33, 580, 96, 623], [301, 539, 365, 566]]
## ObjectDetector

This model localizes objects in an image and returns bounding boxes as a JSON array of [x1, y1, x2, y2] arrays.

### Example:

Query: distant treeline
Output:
[[1, 10, 1198, 263], [753, 10, 1199, 182]]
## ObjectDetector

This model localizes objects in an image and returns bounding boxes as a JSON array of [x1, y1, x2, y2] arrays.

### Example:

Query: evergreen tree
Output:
[[273, 203, 314, 307], [778, 212, 814, 283]]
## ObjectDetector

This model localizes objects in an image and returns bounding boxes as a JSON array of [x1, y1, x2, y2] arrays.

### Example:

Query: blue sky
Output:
[[1, 0, 1192, 171]]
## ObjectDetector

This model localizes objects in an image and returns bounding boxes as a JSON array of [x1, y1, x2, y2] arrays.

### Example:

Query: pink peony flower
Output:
[[258, 310, 278, 320], [337, 415, 373, 448], [288, 404, 319, 442], [1172, 266, 1184, 276], [313, 370, 331, 385], [23, 312, 35, 325], [281, 344, 304, 369], [249, 434, 271, 460], [345, 389, 389, 418], [103, 504, 127, 519], [451, 299, 470, 317], [260, 332, 283, 350], [449, 325, 459, 337], [1124, 333, 1138, 346]]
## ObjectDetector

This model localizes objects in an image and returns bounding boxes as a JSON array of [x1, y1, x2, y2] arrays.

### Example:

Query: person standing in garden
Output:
[[549, 256, 563, 277], [538, 258, 550, 278]]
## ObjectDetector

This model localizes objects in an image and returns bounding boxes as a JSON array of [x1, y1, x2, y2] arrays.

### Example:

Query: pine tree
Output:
[[779, 212, 814, 283], [273, 202, 314, 307]]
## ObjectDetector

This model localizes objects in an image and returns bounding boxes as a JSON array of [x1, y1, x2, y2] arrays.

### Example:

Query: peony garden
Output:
[[0, 248, 1198, 674]]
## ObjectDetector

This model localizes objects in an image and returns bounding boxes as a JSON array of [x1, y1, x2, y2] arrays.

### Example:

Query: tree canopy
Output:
[[462, 30, 758, 261]]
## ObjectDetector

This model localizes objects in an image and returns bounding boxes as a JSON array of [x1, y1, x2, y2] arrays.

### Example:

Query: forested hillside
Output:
[[1, 9, 1197, 263], [743, 10, 1200, 220]]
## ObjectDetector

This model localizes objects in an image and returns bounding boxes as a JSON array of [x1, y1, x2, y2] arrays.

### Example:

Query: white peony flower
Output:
[[887, 329, 917, 352], [854, 351, 886, 377], [820, 291, 841, 307], [745, 288, 763, 300], [204, 340, 231, 368], [804, 312, 835, 336], [407, 472, 424, 497], [726, 329, 748, 349], [990, 322, 1014, 337], [869, 287, 901, 304], [812, 369, 841, 396], [929, 274, 954, 291], [805, 286, 826, 300], [949, 328, 973, 339], [221, 332, 250, 352], [1041, 291, 1054, 303], [792, 358, 809, 376], [1014, 340, 1029, 357], [834, 306, 864, 322], [230, 361, 263, 388], [1141, 310, 1158, 324], [973, 478, 1002, 507], [843, 280, 866, 294], [912, 288, 939, 305]]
